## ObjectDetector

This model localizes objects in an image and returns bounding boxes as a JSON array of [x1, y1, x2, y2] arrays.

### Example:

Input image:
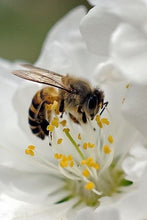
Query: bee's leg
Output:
[[100, 101, 108, 115], [77, 106, 82, 113], [59, 99, 64, 118], [82, 112, 87, 123]]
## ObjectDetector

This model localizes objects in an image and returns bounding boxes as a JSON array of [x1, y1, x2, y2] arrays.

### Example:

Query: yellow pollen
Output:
[[63, 128, 70, 133], [85, 182, 95, 190], [103, 145, 111, 154], [45, 104, 52, 111], [87, 142, 95, 148], [93, 163, 100, 170], [82, 169, 90, 177], [67, 155, 73, 160], [108, 135, 113, 143], [28, 145, 35, 150], [54, 153, 62, 159], [78, 133, 82, 140], [126, 83, 130, 89], [47, 124, 54, 132], [83, 143, 88, 150], [60, 120, 67, 127], [57, 138, 63, 144], [51, 117, 59, 128], [81, 160, 86, 165], [101, 118, 110, 125], [70, 161, 74, 167], [96, 115, 103, 128], [25, 149, 34, 156], [60, 160, 68, 168]]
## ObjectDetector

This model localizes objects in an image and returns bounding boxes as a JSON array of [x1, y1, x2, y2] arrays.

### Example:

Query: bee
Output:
[[13, 64, 108, 139]]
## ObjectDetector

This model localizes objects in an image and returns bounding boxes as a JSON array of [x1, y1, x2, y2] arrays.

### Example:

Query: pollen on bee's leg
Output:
[[85, 182, 95, 190], [51, 117, 59, 128]]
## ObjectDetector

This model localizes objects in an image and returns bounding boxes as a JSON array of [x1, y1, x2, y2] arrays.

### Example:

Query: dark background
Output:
[[0, 0, 90, 63]]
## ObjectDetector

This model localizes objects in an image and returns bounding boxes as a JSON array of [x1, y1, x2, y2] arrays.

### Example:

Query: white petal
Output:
[[111, 24, 147, 83], [81, 0, 147, 56], [122, 83, 147, 137], [0, 166, 64, 204], [80, 5, 121, 56]]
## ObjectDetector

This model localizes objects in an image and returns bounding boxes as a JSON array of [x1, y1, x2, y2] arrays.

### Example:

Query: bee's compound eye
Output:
[[88, 95, 97, 109]]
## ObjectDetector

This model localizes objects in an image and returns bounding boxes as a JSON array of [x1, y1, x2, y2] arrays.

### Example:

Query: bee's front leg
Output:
[[59, 99, 64, 118]]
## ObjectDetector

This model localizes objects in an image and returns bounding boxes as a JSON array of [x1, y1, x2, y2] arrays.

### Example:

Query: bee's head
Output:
[[85, 89, 104, 120]]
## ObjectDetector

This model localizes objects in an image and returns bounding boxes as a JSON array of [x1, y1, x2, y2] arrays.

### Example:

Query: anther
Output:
[[85, 182, 95, 190], [103, 145, 111, 154]]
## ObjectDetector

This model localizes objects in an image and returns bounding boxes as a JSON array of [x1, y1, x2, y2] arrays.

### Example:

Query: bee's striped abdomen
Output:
[[28, 87, 58, 139]]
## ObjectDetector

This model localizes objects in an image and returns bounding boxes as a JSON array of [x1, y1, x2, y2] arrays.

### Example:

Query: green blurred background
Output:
[[0, 0, 90, 63]]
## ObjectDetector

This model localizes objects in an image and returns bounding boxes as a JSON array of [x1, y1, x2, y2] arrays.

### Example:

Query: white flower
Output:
[[0, 5, 147, 220], [81, 0, 147, 150]]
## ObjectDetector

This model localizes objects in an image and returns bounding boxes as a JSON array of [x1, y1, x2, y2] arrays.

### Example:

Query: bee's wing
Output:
[[12, 64, 73, 93]]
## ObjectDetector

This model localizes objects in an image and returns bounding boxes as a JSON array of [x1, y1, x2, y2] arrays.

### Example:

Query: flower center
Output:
[[25, 101, 133, 207]]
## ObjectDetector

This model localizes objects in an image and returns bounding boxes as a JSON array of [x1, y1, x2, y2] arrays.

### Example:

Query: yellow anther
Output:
[[60, 160, 68, 168], [60, 120, 67, 127], [25, 149, 34, 156], [108, 135, 113, 144], [78, 133, 82, 140], [126, 83, 130, 89], [63, 128, 70, 133], [83, 143, 88, 150], [54, 153, 62, 159], [82, 169, 90, 177], [103, 145, 111, 154], [57, 138, 63, 144], [70, 161, 74, 167], [67, 155, 73, 161], [85, 182, 95, 190], [47, 124, 54, 132], [93, 163, 100, 170], [81, 160, 86, 165], [101, 118, 110, 125], [28, 145, 35, 150], [87, 142, 95, 148], [96, 115, 103, 128], [51, 117, 59, 128]]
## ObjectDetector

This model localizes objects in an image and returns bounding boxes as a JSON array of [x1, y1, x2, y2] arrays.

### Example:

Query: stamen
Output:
[[82, 168, 90, 177], [126, 84, 130, 89], [108, 135, 113, 144], [96, 115, 103, 128], [83, 143, 88, 150], [85, 182, 95, 190], [57, 138, 63, 144], [103, 145, 111, 154], [101, 118, 110, 125], [25, 145, 35, 156], [87, 142, 95, 148], [78, 133, 82, 140], [47, 124, 54, 132], [63, 128, 85, 159], [60, 120, 67, 127], [51, 117, 59, 128]]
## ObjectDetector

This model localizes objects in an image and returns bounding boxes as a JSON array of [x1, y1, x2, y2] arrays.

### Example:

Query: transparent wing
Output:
[[12, 64, 72, 93]]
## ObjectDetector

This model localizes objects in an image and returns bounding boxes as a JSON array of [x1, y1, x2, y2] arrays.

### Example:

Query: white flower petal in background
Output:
[[80, 0, 147, 56]]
